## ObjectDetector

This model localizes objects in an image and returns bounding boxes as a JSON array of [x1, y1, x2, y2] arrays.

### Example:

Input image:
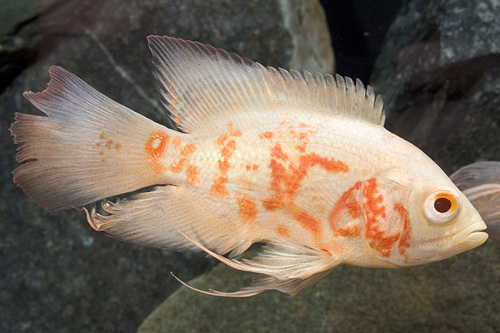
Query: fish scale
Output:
[[10, 35, 488, 297]]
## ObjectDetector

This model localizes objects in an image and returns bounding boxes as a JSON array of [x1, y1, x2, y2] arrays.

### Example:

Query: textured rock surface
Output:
[[371, 0, 500, 173], [0, 0, 333, 331]]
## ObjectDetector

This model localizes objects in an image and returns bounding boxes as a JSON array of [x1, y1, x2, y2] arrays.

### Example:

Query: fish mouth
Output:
[[453, 220, 489, 248]]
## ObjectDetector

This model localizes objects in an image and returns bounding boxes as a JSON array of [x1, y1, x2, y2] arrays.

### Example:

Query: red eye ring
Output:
[[425, 189, 460, 224]]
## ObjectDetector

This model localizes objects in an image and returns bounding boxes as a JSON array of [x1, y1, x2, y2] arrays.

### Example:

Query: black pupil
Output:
[[434, 197, 452, 213]]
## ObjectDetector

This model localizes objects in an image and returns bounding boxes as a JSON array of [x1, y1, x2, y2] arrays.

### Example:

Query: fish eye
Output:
[[424, 189, 460, 224]]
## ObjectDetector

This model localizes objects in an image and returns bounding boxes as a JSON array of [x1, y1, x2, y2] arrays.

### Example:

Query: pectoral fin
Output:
[[451, 161, 500, 240]]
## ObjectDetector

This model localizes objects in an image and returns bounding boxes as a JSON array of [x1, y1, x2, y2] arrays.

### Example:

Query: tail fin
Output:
[[11, 66, 173, 210]]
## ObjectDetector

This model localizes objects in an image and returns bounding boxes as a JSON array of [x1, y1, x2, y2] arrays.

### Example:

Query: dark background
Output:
[[320, 0, 403, 82]]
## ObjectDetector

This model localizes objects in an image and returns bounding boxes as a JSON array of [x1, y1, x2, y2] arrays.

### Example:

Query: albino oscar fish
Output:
[[11, 36, 489, 297]]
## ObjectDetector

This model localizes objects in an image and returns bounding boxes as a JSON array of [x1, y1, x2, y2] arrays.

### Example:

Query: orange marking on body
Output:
[[106, 139, 114, 150], [169, 86, 176, 94], [96, 142, 101, 147], [245, 164, 251, 171], [181, 143, 197, 156], [337, 225, 361, 237], [252, 164, 259, 171], [270, 143, 289, 160], [172, 137, 181, 149], [394, 203, 411, 257], [263, 140, 348, 239], [276, 225, 290, 238], [259, 131, 274, 140], [321, 249, 333, 256], [99, 133, 105, 139], [293, 210, 321, 235], [237, 195, 258, 224], [186, 164, 200, 186], [170, 158, 187, 173], [210, 176, 229, 197], [114, 142, 122, 151], [329, 181, 363, 236], [363, 178, 398, 257], [295, 142, 307, 153], [145, 130, 170, 174], [210, 124, 243, 198], [98, 151, 104, 156]]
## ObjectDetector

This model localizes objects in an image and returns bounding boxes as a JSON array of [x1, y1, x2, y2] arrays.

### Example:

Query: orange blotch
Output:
[[218, 160, 230, 173], [394, 203, 411, 256], [320, 249, 333, 256], [172, 137, 181, 149], [210, 176, 229, 198], [114, 142, 122, 151], [259, 131, 274, 140], [186, 164, 200, 186], [295, 142, 307, 153], [99, 133, 105, 139], [210, 124, 242, 198], [245, 164, 251, 171], [276, 225, 290, 238], [363, 178, 398, 257], [96, 142, 101, 147], [337, 225, 361, 237], [270, 143, 289, 160], [106, 139, 114, 150], [170, 158, 187, 173], [98, 151, 104, 156], [293, 210, 321, 234], [169, 86, 176, 94], [263, 141, 348, 240], [181, 143, 197, 156], [252, 164, 259, 171], [237, 196, 258, 223], [328, 181, 363, 236], [145, 130, 169, 174]]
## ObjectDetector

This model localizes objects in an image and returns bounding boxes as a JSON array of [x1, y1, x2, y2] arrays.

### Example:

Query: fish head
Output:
[[375, 157, 488, 267]]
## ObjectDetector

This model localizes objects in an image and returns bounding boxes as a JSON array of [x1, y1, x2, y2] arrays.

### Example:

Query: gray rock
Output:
[[370, 0, 500, 172], [0, 0, 333, 331]]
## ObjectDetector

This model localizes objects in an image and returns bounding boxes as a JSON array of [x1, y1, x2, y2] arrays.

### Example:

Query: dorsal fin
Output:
[[147, 36, 385, 135]]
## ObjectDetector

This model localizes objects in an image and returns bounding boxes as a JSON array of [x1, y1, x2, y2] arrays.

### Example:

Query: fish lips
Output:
[[452, 220, 489, 249]]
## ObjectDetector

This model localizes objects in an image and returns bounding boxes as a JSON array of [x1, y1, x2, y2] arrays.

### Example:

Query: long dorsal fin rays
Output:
[[168, 217, 340, 295], [451, 161, 500, 240], [147, 35, 385, 136]]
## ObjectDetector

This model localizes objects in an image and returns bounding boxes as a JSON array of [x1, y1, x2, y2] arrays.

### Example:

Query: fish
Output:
[[10, 35, 489, 297], [451, 161, 500, 241]]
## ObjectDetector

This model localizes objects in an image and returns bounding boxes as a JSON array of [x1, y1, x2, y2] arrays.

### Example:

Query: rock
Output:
[[0, 0, 333, 331], [370, 0, 500, 172]]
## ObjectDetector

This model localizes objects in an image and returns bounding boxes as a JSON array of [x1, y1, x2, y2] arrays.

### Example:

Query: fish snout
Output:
[[452, 220, 489, 249]]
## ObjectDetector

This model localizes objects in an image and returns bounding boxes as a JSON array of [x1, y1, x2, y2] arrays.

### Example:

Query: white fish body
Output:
[[11, 36, 488, 296]]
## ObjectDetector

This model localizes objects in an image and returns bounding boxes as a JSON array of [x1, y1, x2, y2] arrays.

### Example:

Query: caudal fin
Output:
[[11, 66, 174, 210]]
